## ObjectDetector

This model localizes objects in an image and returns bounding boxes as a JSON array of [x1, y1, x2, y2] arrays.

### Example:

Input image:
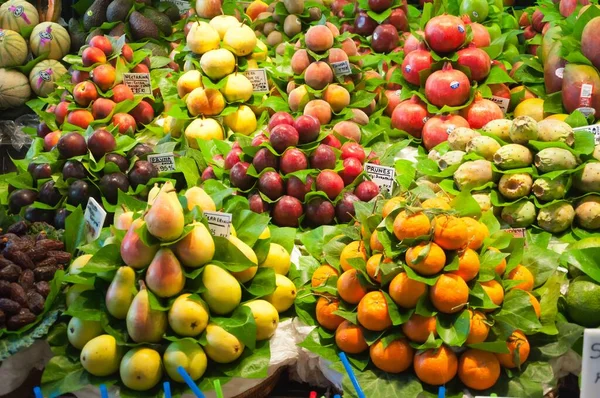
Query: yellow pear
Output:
[[145, 249, 185, 298], [265, 274, 297, 312], [164, 341, 207, 382], [126, 282, 167, 343], [201, 264, 242, 315], [185, 118, 224, 148], [204, 324, 245, 363], [244, 300, 279, 340], [230, 224, 237, 237], [147, 184, 160, 206], [186, 87, 225, 117], [145, 181, 184, 241], [200, 48, 236, 80], [220, 73, 254, 102], [105, 266, 136, 319], [177, 70, 203, 98], [223, 105, 257, 135], [185, 186, 216, 212], [163, 115, 184, 137], [259, 243, 291, 275], [187, 21, 221, 55], [168, 293, 210, 336], [209, 15, 240, 39], [173, 222, 215, 268], [228, 235, 258, 283], [114, 211, 134, 231], [259, 227, 270, 239], [80, 335, 122, 376], [67, 317, 103, 350], [120, 347, 162, 391], [69, 254, 92, 275], [251, 40, 268, 61], [223, 24, 257, 56]]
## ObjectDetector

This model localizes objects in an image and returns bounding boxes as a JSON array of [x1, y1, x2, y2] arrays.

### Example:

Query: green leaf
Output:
[[78, 244, 122, 274], [494, 289, 542, 333], [233, 210, 270, 247], [64, 290, 104, 321], [212, 305, 257, 350], [436, 310, 470, 347], [529, 322, 584, 360], [269, 226, 296, 254], [521, 243, 560, 287], [219, 339, 270, 379], [298, 328, 339, 362], [244, 267, 276, 297], [213, 237, 258, 272], [560, 247, 600, 283], [64, 207, 86, 255]]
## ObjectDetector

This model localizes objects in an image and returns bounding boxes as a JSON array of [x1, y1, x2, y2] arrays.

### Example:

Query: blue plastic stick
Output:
[[99, 384, 108, 398], [33, 387, 43, 398], [338, 352, 365, 398], [334, 395, 342, 398], [438, 386, 446, 398], [163, 382, 172, 398], [177, 366, 205, 398]]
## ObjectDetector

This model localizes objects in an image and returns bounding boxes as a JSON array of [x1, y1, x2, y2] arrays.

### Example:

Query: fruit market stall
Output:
[[0, 0, 600, 396]]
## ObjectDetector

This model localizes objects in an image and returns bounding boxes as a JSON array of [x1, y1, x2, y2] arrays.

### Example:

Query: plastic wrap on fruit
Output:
[[482, 119, 511, 141], [493, 144, 534, 169], [534, 148, 579, 173], [454, 160, 495, 191], [498, 173, 533, 200], [537, 202, 575, 233], [466, 136, 501, 161], [472, 192, 492, 212], [501, 200, 537, 227], [575, 195, 600, 230], [532, 176, 568, 201], [536, 119, 574, 146], [509, 116, 539, 144], [438, 151, 466, 169], [448, 127, 480, 151], [574, 162, 600, 193]]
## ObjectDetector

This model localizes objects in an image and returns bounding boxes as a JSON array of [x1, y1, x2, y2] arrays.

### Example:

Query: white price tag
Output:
[[123, 73, 153, 95], [491, 95, 510, 114], [243, 69, 269, 93], [147, 153, 176, 173], [581, 329, 600, 397], [502, 227, 526, 238], [574, 124, 600, 144], [204, 211, 232, 238], [364, 163, 395, 194], [84, 197, 107, 242], [331, 60, 352, 76], [167, 0, 188, 13]]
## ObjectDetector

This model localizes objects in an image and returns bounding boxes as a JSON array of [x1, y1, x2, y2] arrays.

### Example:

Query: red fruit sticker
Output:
[[579, 83, 593, 107]]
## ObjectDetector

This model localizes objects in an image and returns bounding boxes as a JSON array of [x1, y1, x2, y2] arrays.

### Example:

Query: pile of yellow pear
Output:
[[64, 182, 297, 391], [166, 14, 270, 148]]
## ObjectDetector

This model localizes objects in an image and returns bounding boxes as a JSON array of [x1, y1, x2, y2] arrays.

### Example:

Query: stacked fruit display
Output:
[[57, 182, 297, 392]]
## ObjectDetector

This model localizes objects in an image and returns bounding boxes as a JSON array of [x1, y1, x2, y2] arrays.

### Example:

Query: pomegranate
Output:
[[457, 44, 491, 82], [403, 31, 424, 54], [401, 49, 433, 86], [384, 89, 402, 117], [459, 94, 504, 129], [391, 96, 432, 138], [422, 114, 470, 150], [424, 63, 471, 107], [489, 83, 511, 99], [462, 15, 491, 48], [424, 14, 467, 54]]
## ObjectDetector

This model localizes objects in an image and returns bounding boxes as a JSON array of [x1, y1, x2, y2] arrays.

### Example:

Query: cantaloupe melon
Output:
[[0, 28, 27, 67], [0, 0, 39, 38], [30, 22, 70, 60], [29, 59, 66, 97], [0, 68, 31, 109]]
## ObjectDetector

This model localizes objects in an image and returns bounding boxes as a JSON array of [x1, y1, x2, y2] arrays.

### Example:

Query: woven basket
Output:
[[233, 366, 286, 398]]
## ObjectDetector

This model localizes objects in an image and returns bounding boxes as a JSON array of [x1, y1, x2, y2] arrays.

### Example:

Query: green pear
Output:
[[145, 181, 185, 241], [204, 323, 245, 364], [163, 340, 207, 382], [120, 347, 162, 391], [173, 222, 215, 268], [265, 274, 297, 312], [126, 281, 167, 343], [80, 335, 122, 376], [67, 317, 103, 349], [201, 264, 242, 315], [244, 300, 279, 341], [106, 266, 136, 319], [145, 248, 185, 298], [168, 293, 209, 337], [66, 284, 94, 308], [120, 218, 159, 269]]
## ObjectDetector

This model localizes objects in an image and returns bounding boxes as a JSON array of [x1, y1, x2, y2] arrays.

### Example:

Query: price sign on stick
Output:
[[123, 73, 152, 95], [84, 197, 107, 242], [364, 163, 395, 194], [244, 69, 269, 93], [147, 153, 176, 173], [204, 211, 232, 238], [581, 329, 600, 397]]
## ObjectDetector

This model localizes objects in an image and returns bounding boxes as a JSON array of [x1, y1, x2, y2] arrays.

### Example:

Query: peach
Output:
[[304, 61, 333, 90], [350, 109, 369, 125], [82, 46, 106, 67], [356, 70, 384, 95], [67, 110, 94, 129], [327, 48, 349, 64], [323, 84, 350, 113], [71, 70, 89, 84], [246, 0, 269, 20], [333, 121, 361, 142], [186, 87, 225, 116], [43, 130, 61, 151], [288, 85, 312, 112], [129, 100, 154, 125], [132, 63, 150, 74], [89, 36, 113, 56], [112, 84, 134, 103], [54, 101, 70, 125], [361, 99, 377, 116], [121, 44, 133, 62], [384, 89, 402, 117], [286, 81, 296, 95], [305, 25, 334, 52], [112, 113, 136, 135], [92, 64, 116, 92], [341, 38, 358, 56], [73, 81, 98, 107], [92, 98, 116, 120], [291, 49, 312, 75], [326, 22, 340, 37], [304, 99, 332, 125]]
